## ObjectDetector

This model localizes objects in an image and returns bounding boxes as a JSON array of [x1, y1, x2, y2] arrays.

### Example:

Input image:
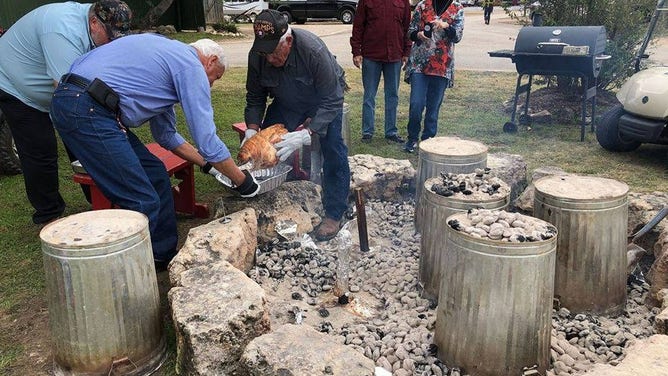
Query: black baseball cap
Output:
[[251, 10, 288, 54]]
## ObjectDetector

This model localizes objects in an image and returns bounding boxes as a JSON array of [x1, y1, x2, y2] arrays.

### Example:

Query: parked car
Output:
[[268, 0, 358, 24], [224, 0, 269, 22], [460, 0, 480, 6]]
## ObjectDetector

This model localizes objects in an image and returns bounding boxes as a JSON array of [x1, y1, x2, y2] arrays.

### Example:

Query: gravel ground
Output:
[[249, 198, 656, 376]]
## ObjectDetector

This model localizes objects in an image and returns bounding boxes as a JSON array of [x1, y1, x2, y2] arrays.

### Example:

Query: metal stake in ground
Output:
[[355, 188, 369, 252]]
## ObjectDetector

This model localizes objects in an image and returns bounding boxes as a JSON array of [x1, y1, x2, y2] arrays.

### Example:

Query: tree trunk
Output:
[[138, 0, 175, 30]]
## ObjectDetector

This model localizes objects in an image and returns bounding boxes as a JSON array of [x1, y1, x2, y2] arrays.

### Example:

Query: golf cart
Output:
[[596, 0, 668, 151]]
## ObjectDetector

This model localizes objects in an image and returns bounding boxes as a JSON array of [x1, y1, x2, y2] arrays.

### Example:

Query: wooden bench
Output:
[[72, 143, 209, 218], [232, 122, 310, 180]]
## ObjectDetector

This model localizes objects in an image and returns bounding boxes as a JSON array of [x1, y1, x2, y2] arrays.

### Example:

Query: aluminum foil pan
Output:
[[71, 160, 87, 174], [216, 164, 293, 195]]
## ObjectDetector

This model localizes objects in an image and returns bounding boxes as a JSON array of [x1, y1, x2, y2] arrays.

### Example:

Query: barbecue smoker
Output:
[[489, 26, 610, 141]]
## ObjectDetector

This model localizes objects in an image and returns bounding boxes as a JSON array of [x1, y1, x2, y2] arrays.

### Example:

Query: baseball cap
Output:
[[251, 10, 288, 54], [93, 0, 133, 40]]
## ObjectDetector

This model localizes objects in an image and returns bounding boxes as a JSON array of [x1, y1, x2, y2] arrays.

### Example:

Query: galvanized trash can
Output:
[[415, 137, 488, 232], [534, 175, 629, 316], [435, 210, 556, 376], [419, 176, 510, 300], [40, 209, 166, 375]]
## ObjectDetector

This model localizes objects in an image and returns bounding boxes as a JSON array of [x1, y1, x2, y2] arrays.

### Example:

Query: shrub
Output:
[[212, 20, 239, 34]]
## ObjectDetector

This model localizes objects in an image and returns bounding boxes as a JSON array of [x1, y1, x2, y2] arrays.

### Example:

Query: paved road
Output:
[[221, 7, 668, 70], [222, 7, 520, 71]]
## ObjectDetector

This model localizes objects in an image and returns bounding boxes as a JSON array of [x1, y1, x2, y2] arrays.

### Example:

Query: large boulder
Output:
[[218, 181, 324, 242], [487, 152, 528, 211], [169, 261, 270, 375], [349, 154, 416, 201], [654, 289, 668, 334], [240, 324, 375, 375], [513, 166, 569, 214], [647, 228, 668, 305], [169, 207, 257, 286]]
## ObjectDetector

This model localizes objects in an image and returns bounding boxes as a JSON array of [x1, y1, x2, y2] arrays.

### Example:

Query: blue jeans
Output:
[[50, 83, 178, 262], [362, 58, 402, 137], [264, 102, 350, 221], [406, 73, 448, 142]]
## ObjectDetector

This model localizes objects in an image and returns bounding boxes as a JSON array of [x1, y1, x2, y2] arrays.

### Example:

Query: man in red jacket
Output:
[[350, 0, 412, 144]]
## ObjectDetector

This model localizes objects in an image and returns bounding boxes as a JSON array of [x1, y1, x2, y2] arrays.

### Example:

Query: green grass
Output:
[[166, 31, 228, 44], [0, 66, 666, 374]]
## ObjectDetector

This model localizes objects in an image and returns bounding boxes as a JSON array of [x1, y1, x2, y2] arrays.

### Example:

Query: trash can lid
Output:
[[40, 209, 148, 247], [419, 137, 488, 156], [534, 175, 629, 201]]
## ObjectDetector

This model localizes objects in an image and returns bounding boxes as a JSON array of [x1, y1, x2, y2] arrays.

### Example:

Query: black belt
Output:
[[61, 74, 120, 113], [62, 73, 90, 89]]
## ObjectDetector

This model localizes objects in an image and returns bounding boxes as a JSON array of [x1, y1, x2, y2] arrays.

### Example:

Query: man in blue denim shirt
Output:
[[50, 34, 259, 268], [244, 10, 350, 241]]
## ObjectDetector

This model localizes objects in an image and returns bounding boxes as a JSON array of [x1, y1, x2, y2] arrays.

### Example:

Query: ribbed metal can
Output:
[[40, 209, 166, 375], [435, 212, 556, 376], [534, 175, 629, 315], [415, 137, 488, 232], [419, 177, 510, 300]]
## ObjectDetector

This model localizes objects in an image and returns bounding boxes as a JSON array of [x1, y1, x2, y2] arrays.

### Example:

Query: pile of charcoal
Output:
[[252, 239, 339, 299], [248, 200, 655, 376], [429, 169, 510, 200], [447, 208, 557, 242], [547, 280, 658, 375]]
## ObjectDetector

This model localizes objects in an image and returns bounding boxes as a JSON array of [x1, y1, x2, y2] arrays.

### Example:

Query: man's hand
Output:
[[241, 128, 257, 146], [275, 129, 312, 162], [233, 170, 261, 198], [353, 55, 363, 69]]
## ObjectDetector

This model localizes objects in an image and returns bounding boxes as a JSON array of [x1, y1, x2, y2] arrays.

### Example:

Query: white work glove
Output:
[[275, 129, 312, 162], [200, 162, 221, 177], [241, 128, 257, 146]]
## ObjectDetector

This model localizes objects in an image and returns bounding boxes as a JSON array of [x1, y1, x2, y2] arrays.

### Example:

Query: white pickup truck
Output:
[[223, 0, 268, 22]]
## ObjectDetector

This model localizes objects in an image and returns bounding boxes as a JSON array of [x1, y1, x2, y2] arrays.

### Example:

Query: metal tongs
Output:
[[629, 206, 668, 242]]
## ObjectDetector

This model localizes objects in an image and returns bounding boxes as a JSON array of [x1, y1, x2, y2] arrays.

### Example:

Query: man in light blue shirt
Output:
[[0, 0, 131, 224], [50, 34, 260, 268]]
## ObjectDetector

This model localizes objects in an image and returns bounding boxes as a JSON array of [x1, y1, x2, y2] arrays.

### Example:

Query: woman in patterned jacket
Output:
[[403, 0, 464, 153]]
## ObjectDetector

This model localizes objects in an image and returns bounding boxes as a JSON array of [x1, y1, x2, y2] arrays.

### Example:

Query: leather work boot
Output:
[[314, 217, 341, 241]]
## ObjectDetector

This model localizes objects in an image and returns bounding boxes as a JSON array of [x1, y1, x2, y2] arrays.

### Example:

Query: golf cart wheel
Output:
[[518, 113, 532, 126], [503, 121, 518, 133], [596, 104, 641, 152], [0, 109, 22, 175]]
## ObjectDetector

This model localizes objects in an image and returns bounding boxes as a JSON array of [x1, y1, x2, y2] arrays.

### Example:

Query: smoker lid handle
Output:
[[537, 42, 569, 48]]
